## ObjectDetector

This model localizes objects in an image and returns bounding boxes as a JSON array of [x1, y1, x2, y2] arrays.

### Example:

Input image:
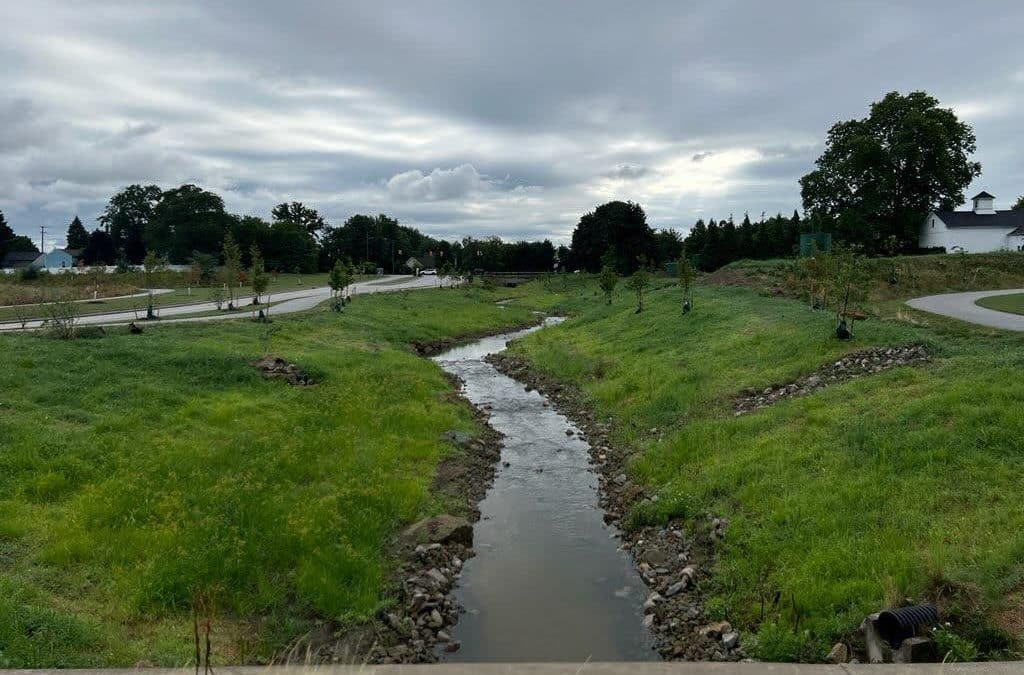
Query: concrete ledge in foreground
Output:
[[4, 664, 1023, 675]]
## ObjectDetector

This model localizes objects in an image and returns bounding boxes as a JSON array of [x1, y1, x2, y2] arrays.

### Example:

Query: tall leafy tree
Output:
[[4, 235, 38, 255], [82, 229, 115, 265], [66, 216, 89, 250], [149, 184, 230, 263], [99, 184, 162, 263], [569, 200, 655, 273], [272, 202, 327, 240], [800, 91, 981, 252]]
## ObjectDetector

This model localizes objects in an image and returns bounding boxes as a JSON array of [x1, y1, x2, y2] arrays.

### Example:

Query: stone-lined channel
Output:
[[431, 318, 657, 662]]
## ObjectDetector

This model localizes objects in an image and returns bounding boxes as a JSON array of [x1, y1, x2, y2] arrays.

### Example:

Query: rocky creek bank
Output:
[[299, 374, 505, 664], [486, 351, 746, 662], [732, 344, 930, 415]]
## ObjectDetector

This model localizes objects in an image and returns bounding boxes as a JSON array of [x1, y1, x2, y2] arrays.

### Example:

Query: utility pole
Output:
[[39, 225, 47, 269]]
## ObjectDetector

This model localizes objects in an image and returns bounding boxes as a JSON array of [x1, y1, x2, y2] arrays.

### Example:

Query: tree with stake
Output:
[[598, 265, 618, 305], [250, 244, 268, 319], [677, 255, 696, 314], [626, 267, 652, 313], [142, 249, 165, 319], [222, 232, 242, 308], [826, 244, 869, 340], [329, 259, 353, 310]]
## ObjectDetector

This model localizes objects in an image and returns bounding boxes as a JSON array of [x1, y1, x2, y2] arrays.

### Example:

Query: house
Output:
[[40, 249, 76, 269], [1, 251, 43, 270], [1, 248, 77, 270], [919, 191, 1024, 252]]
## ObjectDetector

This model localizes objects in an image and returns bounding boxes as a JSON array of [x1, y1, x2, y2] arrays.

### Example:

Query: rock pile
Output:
[[251, 355, 315, 386], [370, 538, 471, 662], [732, 345, 930, 415], [488, 352, 743, 662]]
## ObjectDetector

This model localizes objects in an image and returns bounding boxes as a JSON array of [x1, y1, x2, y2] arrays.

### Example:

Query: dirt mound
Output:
[[251, 355, 315, 386]]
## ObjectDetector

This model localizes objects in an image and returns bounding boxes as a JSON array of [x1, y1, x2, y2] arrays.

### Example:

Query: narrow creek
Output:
[[431, 318, 657, 662]]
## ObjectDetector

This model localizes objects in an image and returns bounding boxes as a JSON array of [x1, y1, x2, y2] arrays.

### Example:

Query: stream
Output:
[[431, 318, 657, 662]]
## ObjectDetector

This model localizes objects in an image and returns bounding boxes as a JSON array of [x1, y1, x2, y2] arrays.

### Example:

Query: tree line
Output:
[[1, 184, 565, 276]]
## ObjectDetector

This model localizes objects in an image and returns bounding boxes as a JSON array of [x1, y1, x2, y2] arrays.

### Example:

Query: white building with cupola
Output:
[[919, 191, 1024, 252]]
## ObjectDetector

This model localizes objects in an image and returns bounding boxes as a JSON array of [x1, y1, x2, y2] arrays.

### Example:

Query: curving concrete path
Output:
[[0, 275, 443, 332], [906, 288, 1024, 331]]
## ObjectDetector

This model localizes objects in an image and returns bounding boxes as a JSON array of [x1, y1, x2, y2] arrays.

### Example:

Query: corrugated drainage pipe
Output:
[[875, 604, 939, 648]]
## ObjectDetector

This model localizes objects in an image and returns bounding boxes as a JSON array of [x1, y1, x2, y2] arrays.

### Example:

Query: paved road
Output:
[[906, 288, 1024, 331], [0, 275, 443, 332]]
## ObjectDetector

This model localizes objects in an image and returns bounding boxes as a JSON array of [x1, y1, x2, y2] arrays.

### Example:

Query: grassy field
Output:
[[0, 284, 548, 667], [0, 273, 367, 323], [976, 293, 1024, 316], [505, 277, 1024, 661]]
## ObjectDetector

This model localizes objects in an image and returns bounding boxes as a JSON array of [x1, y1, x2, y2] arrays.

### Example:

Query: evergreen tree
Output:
[[0, 209, 13, 243], [66, 216, 89, 250], [0, 209, 14, 258]]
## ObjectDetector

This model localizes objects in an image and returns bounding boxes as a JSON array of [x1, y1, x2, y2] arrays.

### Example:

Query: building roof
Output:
[[1, 251, 42, 267], [972, 191, 996, 200], [934, 210, 1024, 229]]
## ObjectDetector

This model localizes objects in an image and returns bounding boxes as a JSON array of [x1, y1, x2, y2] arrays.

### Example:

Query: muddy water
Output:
[[432, 319, 656, 662]]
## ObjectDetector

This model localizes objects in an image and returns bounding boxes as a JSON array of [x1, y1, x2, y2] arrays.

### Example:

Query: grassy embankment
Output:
[[0, 273, 353, 323], [976, 293, 1024, 316], [0, 283, 551, 667], [505, 272, 1024, 661], [713, 251, 1024, 320]]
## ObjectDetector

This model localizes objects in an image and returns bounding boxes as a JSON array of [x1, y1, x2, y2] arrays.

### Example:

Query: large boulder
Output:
[[402, 514, 473, 546]]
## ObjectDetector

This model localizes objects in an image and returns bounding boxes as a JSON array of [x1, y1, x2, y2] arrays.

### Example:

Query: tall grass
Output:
[[509, 279, 1024, 659], [0, 285, 548, 666]]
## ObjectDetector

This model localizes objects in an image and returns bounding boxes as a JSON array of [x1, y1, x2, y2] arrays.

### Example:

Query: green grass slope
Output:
[[508, 279, 1024, 660], [0, 285, 545, 666]]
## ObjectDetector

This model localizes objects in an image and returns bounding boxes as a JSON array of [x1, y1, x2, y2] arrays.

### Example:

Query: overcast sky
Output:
[[3, 1, 1023, 249]]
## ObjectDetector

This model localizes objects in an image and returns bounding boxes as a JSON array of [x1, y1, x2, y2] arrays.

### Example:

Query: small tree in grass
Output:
[[209, 285, 227, 311], [329, 259, 354, 310], [677, 255, 697, 313], [598, 265, 618, 305], [626, 267, 652, 313], [142, 249, 166, 319], [825, 244, 869, 340], [222, 232, 242, 306], [250, 244, 268, 318]]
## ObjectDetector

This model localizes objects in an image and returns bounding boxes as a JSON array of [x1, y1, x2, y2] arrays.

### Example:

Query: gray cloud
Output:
[[2, 0, 1024, 246]]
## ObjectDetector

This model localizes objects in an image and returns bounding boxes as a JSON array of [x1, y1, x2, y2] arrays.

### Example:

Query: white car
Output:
[[421, 268, 437, 275]]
